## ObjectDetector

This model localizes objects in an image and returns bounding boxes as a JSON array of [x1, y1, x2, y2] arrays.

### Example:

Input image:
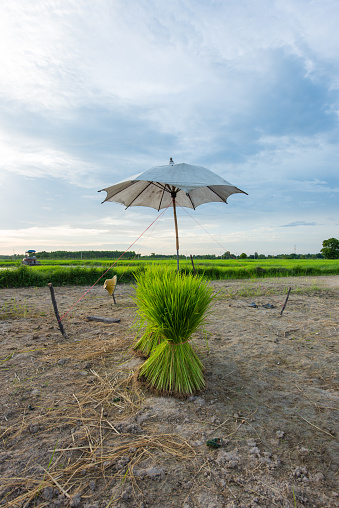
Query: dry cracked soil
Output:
[[0, 276, 338, 508]]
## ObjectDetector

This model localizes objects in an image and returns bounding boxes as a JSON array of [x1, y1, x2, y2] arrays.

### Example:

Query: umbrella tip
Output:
[[169, 157, 174, 165]]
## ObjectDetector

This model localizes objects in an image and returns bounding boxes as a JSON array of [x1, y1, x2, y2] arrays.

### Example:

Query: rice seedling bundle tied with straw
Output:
[[133, 266, 215, 395]]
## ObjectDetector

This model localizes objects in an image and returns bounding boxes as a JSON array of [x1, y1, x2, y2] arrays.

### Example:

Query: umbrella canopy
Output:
[[99, 162, 247, 210], [99, 160, 247, 269]]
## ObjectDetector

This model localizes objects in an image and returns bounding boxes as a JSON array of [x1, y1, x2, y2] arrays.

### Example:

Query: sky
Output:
[[0, 0, 338, 257]]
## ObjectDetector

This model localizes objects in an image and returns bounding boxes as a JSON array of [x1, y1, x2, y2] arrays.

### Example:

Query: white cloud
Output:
[[0, 136, 95, 182], [0, 1, 338, 256], [1, 225, 108, 240], [1, 0, 338, 111]]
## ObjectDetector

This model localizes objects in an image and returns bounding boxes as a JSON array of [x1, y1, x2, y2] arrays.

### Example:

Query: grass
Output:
[[0, 297, 29, 320], [0, 258, 338, 288], [218, 281, 322, 300], [0, 264, 139, 289]]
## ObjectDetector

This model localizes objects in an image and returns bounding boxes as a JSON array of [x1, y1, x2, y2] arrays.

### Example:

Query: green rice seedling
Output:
[[133, 324, 163, 357], [132, 267, 168, 356], [134, 266, 215, 395]]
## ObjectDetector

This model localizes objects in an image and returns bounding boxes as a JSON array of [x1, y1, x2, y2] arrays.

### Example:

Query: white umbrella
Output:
[[99, 159, 247, 269]]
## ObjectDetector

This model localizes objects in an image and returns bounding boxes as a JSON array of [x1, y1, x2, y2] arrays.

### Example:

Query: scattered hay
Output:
[[1, 372, 195, 508]]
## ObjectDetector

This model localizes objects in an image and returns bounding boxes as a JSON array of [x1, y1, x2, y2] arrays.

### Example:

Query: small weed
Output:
[[292, 487, 297, 507], [293, 284, 321, 295], [47, 439, 59, 470], [220, 284, 281, 300], [0, 298, 29, 320], [35, 439, 60, 498], [236, 285, 269, 297], [0, 353, 15, 362], [12, 372, 21, 384]]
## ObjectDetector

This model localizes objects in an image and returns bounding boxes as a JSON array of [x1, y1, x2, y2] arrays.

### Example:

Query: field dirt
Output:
[[0, 276, 338, 508]]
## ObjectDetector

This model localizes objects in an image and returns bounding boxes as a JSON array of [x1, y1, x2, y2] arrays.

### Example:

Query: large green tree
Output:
[[320, 238, 339, 259]]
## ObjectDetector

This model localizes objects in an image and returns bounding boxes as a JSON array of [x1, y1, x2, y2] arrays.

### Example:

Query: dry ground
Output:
[[0, 276, 338, 508]]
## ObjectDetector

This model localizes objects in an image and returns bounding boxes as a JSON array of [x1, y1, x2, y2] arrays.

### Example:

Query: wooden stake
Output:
[[48, 283, 69, 339], [280, 287, 292, 316], [190, 255, 196, 275], [87, 316, 120, 323]]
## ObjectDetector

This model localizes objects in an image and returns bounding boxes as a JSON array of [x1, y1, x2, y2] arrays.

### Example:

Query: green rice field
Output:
[[0, 258, 338, 288]]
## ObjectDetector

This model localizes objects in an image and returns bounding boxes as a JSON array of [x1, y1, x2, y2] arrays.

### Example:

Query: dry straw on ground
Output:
[[1, 372, 194, 507]]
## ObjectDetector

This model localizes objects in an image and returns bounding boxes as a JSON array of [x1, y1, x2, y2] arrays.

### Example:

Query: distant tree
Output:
[[239, 252, 247, 259], [321, 238, 339, 259], [222, 251, 233, 259]]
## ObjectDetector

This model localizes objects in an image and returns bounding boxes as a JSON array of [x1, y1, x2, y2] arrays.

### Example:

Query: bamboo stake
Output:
[[171, 192, 180, 272]]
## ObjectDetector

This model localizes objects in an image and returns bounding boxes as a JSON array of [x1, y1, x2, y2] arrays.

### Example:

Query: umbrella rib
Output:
[[206, 186, 229, 203], [124, 181, 154, 208], [157, 186, 167, 211], [153, 182, 169, 191], [157, 184, 173, 211], [185, 192, 196, 210]]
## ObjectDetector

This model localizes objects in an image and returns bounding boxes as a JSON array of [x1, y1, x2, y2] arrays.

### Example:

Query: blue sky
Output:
[[0, 0, 338, 256]]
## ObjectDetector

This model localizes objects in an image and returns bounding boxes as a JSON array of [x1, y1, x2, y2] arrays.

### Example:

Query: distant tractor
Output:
[[22, 250, 41, 266]]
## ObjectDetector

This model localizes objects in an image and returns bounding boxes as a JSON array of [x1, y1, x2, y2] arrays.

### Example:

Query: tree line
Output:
[[1, 238, 338, 260], [27, 250, 136, 260]]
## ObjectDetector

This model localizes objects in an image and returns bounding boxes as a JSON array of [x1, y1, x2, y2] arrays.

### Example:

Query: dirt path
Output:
[[0, 276, 338, 507]]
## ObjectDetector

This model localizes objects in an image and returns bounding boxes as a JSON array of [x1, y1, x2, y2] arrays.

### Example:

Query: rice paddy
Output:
[[0, 258, 338, 288]]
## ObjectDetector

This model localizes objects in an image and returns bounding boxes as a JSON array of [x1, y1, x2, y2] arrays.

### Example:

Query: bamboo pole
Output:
[[172, 194, 180, 271]]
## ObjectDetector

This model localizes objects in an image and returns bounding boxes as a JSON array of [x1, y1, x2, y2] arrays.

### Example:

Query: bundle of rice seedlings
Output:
[[134, 266, 214, 394]]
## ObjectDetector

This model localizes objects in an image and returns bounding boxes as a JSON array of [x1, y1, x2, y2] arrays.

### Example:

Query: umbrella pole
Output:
[[172, 195, 180, 272]]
